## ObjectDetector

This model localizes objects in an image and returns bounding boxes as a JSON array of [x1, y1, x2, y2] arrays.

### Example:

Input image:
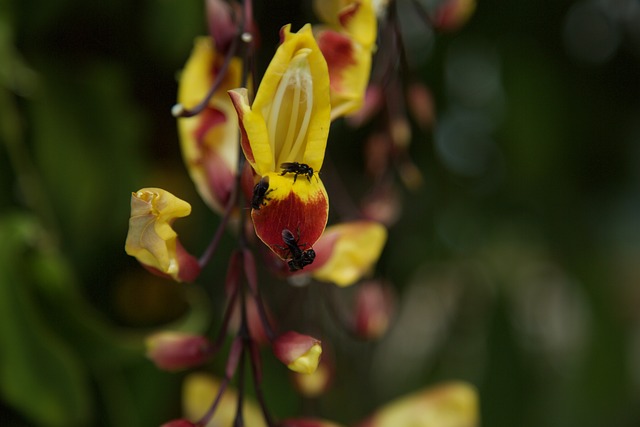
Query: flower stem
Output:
[[172, 30, 240, 118]]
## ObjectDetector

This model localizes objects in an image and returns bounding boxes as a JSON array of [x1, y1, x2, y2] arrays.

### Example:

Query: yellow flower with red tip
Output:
[[125, 188, 200, 282], [310, 221, 387, 286], [229, 24, 331, 261], [177, 37, 242, 214], [314, 0, 377, 120]]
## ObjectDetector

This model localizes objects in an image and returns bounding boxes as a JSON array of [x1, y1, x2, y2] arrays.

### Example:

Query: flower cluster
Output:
[[124, 0, 478, 426]]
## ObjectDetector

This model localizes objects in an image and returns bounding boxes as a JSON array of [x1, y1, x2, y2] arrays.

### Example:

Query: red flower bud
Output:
[[355, 281, 395, 340], [406, 82, 435, 130], [145, 331, 213, 371], [432, 0, 476, 32], [273, 331, 322, 374]]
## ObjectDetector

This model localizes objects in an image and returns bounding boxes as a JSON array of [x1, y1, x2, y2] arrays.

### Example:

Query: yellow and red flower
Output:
[[314, 0, 378, 120], [177, 37, 242, 215], [229, 24, 331, 261], [125, 188, 200, 282]]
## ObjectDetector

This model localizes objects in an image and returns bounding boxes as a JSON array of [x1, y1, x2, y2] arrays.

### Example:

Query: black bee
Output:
[[281, 228, 316, 271], [280, 162, 314, 183], [251, 176, 273, 210]]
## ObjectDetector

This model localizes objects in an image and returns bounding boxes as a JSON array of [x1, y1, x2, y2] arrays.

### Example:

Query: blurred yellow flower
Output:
[[311, 221, 387, 287], [358, 382, 479, 427], [183, 373, 266, 427]]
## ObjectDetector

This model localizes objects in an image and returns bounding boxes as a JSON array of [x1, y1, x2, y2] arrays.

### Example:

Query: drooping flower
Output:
[[145, 331, 213, 371], [309, 220, 387, 287], [125, 188, 200, 282], [229, 24, 331, 261], [314, 0, 378, 120], [177, 37, 242, 215], [355, 382, 479, 427]]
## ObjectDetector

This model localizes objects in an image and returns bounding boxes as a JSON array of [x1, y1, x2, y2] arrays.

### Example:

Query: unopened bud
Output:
[[355, 281, 395, 340], [398, 160, 424, 190], [406, 82, 435, 129], [390, 117, 411, 149], [432, 0, 476, 32], [364, 133, 391, 179], [145, 331, 213, 371], [273, 331, 322, 374]]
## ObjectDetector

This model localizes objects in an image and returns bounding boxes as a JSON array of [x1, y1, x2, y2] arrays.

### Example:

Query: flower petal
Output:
[[317, 28, 372, 120], [250, 173, 329, 260], [311, 221, 387, 286]]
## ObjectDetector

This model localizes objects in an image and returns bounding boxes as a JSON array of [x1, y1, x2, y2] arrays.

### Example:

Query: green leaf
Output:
[[0, 213, 92, 427]]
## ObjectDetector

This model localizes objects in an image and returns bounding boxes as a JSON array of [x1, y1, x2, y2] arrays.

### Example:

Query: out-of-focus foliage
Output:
[[2, 0, 640, 426]]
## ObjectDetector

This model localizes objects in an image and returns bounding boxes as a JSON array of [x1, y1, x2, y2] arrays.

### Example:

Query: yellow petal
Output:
[[177, 37, 242, 213], [182, 373, 267, 427], [312, 221, 387, 287], [317, 28, 373, 120], [125, 188, 197, 281], [364, 382, 479, 427], [314, 0, 377, 49], [287, 342, 323, 375]]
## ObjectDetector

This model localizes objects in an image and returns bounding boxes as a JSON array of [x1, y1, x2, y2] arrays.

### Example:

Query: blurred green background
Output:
[[2, 0, 640, 426]]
